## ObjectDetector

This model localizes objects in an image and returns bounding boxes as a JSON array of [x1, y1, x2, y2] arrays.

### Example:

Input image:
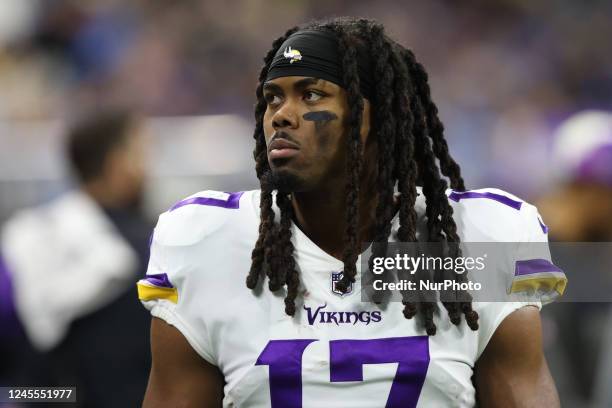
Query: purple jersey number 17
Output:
[[256, 336, 430, 408]]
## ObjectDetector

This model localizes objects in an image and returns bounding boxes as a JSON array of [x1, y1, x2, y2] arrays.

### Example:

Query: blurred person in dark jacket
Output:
[[0, 108, 152, 407]]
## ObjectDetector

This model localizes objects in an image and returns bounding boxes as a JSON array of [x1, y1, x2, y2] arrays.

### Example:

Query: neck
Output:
[[83, 179, 123, 209], [290, 173, 382, 260]]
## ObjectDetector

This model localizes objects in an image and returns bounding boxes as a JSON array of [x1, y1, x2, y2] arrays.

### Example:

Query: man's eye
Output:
[[264, 94, 282, 106], [304, 90, 323, 102]]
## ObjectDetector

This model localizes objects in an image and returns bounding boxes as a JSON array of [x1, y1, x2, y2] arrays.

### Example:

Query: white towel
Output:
[[1, 190, 137, 351]]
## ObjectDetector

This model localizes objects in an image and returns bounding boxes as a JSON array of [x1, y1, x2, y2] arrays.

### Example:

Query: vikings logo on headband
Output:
[[283, 47, 302, 64], [265, 29, 373, 100]]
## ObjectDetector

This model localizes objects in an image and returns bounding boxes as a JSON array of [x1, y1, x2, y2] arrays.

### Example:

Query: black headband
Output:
[[265, 29, 373, 100]]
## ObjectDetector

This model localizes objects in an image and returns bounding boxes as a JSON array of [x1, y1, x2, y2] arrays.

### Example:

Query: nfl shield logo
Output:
[[331, 271, 353, 296]]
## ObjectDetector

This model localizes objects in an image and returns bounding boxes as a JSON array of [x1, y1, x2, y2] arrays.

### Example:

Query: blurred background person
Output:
[[538, 111, 612, 242], [536, 111, 612, 407], [0, 108, 152, 407]]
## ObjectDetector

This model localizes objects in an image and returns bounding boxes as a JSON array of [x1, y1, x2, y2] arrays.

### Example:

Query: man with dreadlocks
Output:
[[139, 18, 565, 407]]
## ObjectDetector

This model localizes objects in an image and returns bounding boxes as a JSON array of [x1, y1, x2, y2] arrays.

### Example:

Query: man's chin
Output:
[[265, 169, 306, 192]]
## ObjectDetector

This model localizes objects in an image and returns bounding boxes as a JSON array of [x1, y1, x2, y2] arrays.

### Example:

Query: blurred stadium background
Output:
[[0, 0, 611, 407]]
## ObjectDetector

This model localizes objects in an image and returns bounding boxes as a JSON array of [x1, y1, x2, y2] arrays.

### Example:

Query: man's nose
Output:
[[272, 100, 299, 129]]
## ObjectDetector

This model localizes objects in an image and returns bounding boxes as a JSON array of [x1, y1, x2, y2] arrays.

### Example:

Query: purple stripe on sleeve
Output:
[[515, 259, 563, 277], [538, 216, 549, 234], [144, 273, 175, 288], [448, 191, 522, 210], [170, 191, 244, 211]]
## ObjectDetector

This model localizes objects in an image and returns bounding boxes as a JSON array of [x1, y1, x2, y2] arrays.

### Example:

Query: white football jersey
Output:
[[138, 188, 566, 408]]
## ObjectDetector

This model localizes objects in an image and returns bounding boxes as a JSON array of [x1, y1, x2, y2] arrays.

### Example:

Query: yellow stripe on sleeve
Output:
[[137, 282, 179, 304], [510, 275, 568, 296]]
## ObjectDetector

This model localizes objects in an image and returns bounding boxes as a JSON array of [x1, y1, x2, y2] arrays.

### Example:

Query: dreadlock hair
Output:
[[246, 17, 479, 335]]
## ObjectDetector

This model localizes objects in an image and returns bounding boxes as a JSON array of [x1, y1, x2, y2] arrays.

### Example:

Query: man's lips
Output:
[[268, 137, 300, 160]]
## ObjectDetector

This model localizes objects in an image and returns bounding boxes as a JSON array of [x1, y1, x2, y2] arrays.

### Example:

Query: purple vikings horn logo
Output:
[[331, 271, 353, 296]]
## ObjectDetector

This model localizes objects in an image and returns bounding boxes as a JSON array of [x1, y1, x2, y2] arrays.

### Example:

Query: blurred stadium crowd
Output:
[[0, 0, 611, 407]]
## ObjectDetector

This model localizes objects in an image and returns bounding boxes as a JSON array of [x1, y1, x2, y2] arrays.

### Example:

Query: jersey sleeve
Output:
[[137, 191, 245, 365], [451, 187, 567, 303], [509, 202, 567, 304], [455, 189, 567, 359]]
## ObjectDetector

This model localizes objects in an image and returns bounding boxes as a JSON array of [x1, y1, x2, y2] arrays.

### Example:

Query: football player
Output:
[[139, 18, 565, 407]]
